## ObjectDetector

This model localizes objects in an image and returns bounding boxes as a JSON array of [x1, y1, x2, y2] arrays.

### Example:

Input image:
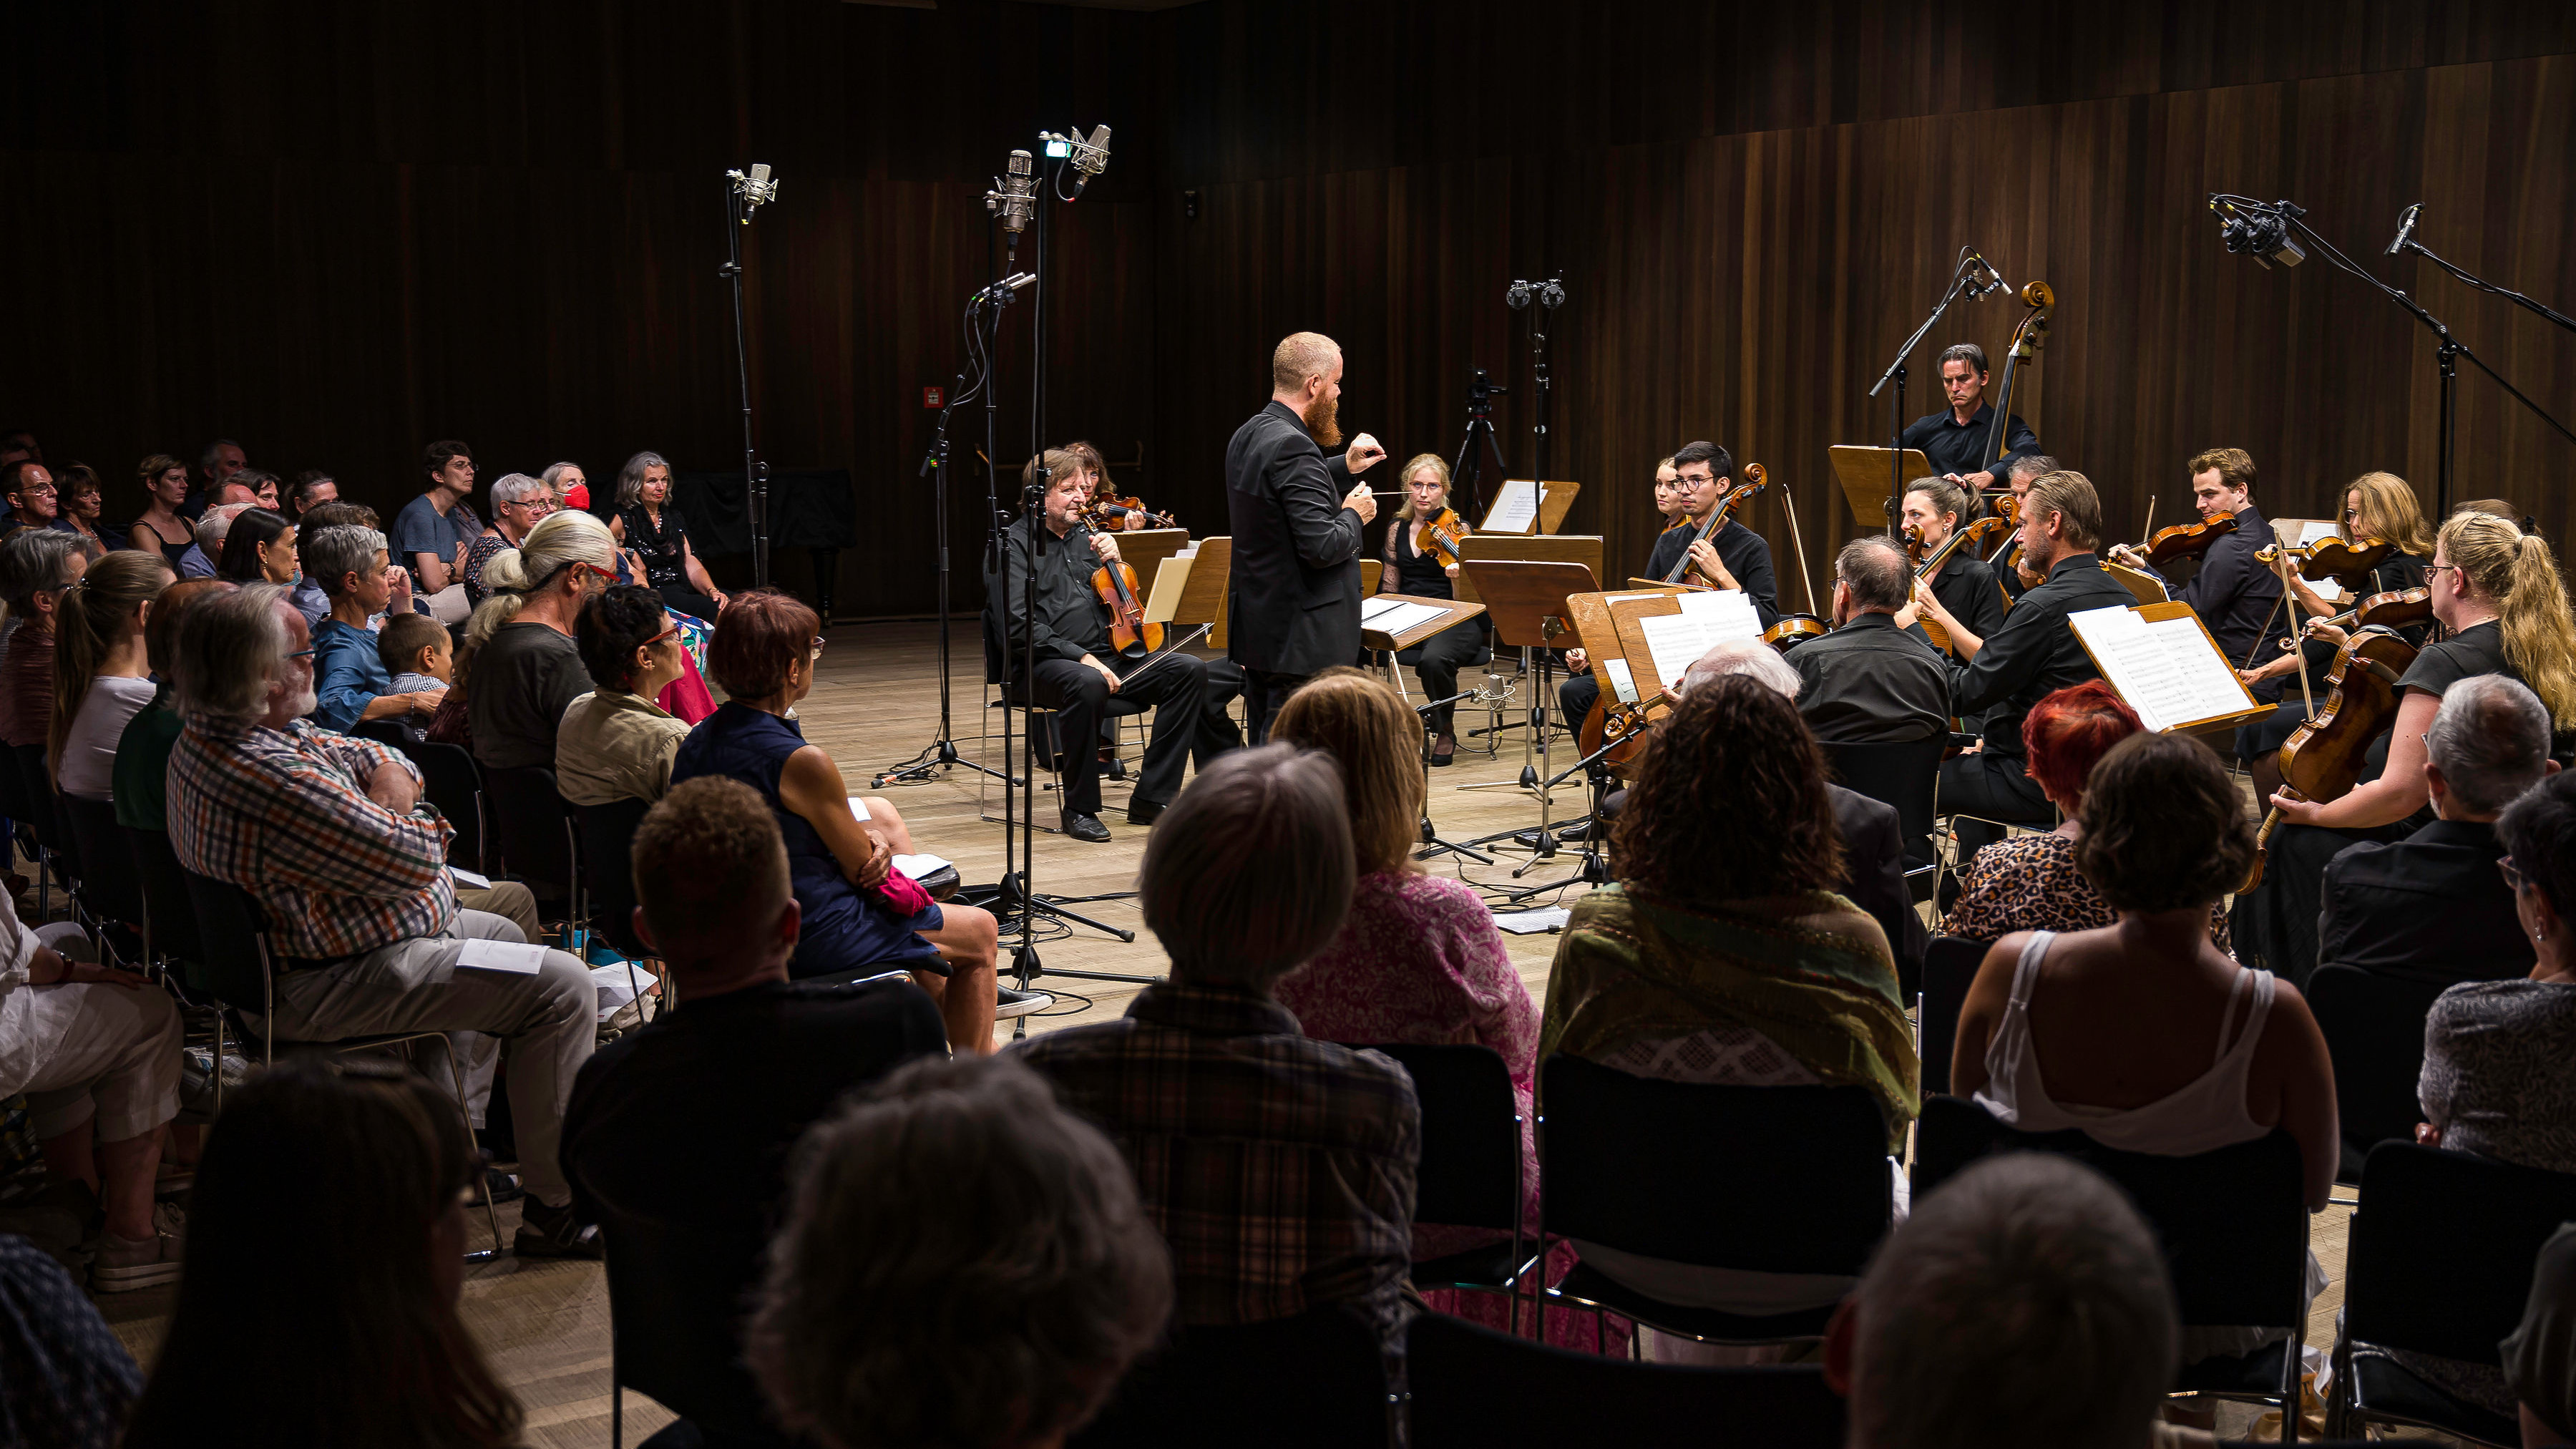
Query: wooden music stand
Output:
[[1360, 560, 1382, 596], [1360, 595, 1486, 653], [1141, 536, 1232, 650], [1453, 533, 1604, 606], [1450, 559, 1603, 831], [1829, 445, 1935, 529], [1111, 527, 1191, 602], [2103, 560, 2170, 606], [1480, 479, 1584, 535], [1605, 592, 1691, 702], [2068, 600, 2270, 743], [1562, 585, 1689, 661]]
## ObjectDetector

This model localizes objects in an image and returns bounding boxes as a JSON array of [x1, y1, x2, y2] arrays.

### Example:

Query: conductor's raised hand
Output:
[[1344, 434, 1387, 474], [1344, 482, 1378, 525]]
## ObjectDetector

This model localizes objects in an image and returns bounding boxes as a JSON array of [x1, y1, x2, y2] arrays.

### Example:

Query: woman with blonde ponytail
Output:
[[462, 508, 619, 773], [48, 552, 172, 798]]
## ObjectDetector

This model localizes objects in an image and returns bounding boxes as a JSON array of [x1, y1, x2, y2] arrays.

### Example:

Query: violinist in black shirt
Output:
[[2109, 447, 2290, 673], [1379, 454, 1488, 765], [1893, 476, 2005, 652], [1898, 343, 2040, 499]]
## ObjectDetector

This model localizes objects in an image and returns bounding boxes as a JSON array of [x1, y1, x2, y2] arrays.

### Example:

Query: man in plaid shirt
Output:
[[165, 585, 602, 1258], [1011, 746, 1419, 1347]]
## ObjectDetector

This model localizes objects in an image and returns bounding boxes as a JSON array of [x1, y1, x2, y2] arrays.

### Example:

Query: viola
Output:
[[1659, 463, 1768, 587], [1906, 514, 2015, 653], [1576, 693, 1667, 781], [1091, 552, 1163, 656], [2238, 625, 2419, 892], [1761, 615, 1830, 652], [1085, 496, 1177, 532], [2122, 513, 2240, 568], [1415, 507, 1469, 570], [2289, 586, 2432, 645]]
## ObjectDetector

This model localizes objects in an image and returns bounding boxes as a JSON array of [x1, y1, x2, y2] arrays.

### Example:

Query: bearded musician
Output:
[[986, 451, 1244, 844]]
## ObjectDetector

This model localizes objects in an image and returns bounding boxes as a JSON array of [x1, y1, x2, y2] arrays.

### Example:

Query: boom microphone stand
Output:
[[722, 164, 778, 586], [1868, 248, 1999, 523]]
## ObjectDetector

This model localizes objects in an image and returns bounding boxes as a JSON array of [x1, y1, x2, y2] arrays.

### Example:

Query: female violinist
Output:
[[1892, 477, 2005, 653], [2233, 509, 2576, 978], [1380, 454, 1488, 766]]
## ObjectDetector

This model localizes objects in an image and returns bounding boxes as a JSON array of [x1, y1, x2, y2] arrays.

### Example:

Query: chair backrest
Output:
[[576, 796, 656, 960], [1539, 1055, 1891, 1275], [1347, 1042, 1519, 1234], [1406, 1309, 1845, 1449], [1917, 935, 1990, 1097], [399, 738, 486, 872], [123, 824, 206, 975], [175, 866, 273, 1014], [1068, 1306, 1392, 1449], [482, 763, 574, 905], [352, 718, 413, 748], [9, 743, 66, 855], [2344, 1142, 2576, 1365], [597, 1211, 789, 1445], [2307, 965, 2450, 1173], [59, 794, 142, 926], [1820, 738, 1944, 868], [0, 737, 34, 835], [1911, 1094, 2308, 1328]]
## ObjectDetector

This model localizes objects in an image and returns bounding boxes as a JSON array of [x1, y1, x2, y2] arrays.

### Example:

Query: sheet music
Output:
[[1360, 597, 1447, 635], [2068, 605, 2253, 733], [1141, 552, 1193, 623], [1600, 658, 1639, 704], [1483, 479, 1540, 535], [1634, 593, 1763, 696], [2297, 519, 2343, 547]]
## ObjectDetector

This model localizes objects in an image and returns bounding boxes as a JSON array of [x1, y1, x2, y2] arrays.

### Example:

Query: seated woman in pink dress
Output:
[[1268, 670, 1613, 1348]]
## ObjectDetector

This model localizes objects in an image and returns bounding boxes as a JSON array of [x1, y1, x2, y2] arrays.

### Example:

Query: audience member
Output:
[[3, 459, 77, 542], [193, 499, 253, 565], [307, 524, 445, 733], [2505, 1223, 2576, 1449], [1790, 535, 1951, 743], [557, 583, 691, 806], [54, 462, 110, 553], [2318, 674, 2554, 987], [120, 1058, 525, 1447], [396, 438, 482, 623], [192, 437, 246, 515], [1540, 673, 1916, 1355], [0, 871, 183, 1289], [1953, 731, 2334, 1373], [610, 450, 728, 620], [560, 778, 948, 1443], [296, 498, 414, 628], [380, 611, 453, 698], [47, 551, 171, 801], [1941, 681, 2229, 950], [1681, 641, 1930, 977], [110, 578, 230, 832], [462, 470, 558, 606], [0, 1234, 142, 1446], [240, 468, 281, 510], [748, 1055, 1174, 1449], [287, 469, 338, 517], [1010, 743, 1419, 1345], [165, 584, 600, 1257], [0, 530, 89, 751], [126, 454, 202, 570], [213, 502, 296, 585], [1826, 1153, 2181, 1449], [673, 590, 1018, 1050], [462, 507, 615, 771]]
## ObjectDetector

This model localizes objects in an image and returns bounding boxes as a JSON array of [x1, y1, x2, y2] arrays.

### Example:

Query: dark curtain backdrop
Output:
[[3, 1, 2572, 615]]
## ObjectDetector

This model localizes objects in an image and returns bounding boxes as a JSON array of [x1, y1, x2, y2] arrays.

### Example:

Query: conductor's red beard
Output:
[[1302, 395, 1342, 449]]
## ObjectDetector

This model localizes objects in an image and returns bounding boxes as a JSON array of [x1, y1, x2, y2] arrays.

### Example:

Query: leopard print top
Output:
[[1941, 831, 2230, 952]]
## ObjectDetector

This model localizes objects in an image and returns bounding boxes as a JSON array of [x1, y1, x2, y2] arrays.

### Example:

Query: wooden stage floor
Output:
[[90, 620, 2348, 1443]]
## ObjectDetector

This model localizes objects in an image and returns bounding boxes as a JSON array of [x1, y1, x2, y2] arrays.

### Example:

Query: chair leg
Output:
[[434, 1034, 503, 1260]]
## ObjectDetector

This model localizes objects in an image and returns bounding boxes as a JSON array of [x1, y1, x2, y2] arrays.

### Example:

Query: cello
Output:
[[1576, 692, 1667, 783], [2235, 625, 2419, 892], [1644, 464, 1768, 589]]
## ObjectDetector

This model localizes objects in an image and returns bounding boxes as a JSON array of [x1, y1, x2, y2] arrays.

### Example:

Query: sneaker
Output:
[[514, 1197, 605, 1261], [996, 986, 1055, 1020], [94, 1205, 186, 1292]]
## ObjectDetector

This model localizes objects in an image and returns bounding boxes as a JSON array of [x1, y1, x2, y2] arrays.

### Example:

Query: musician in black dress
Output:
[[1224, 331, 1388, 742], [1380, 454, 1487, 766], [1893, 477, 2004, 653], [1898, 343, 2041, 499], [608, 450, 728, 621]]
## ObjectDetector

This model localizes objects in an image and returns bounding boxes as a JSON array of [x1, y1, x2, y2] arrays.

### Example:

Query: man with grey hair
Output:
[[193, 499, 255, 566], [2318, 673, 2559, 989], [1680, 640, 1928, 977], [1010, 743, 1420, 1347], [191, 437, 246, 519], [1785, 535, 1951, 745], [1992, 452, 2063, 595], [165, 583, 604, 1259], [1826, 1153, 2179, 1449]]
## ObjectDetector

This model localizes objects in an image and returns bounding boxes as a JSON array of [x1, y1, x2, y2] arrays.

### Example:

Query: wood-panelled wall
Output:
[[3, 1, 2571, 614]]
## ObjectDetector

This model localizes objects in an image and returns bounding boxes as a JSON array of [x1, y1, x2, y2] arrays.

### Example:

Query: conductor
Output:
[[1224, 331, 1389, 741]]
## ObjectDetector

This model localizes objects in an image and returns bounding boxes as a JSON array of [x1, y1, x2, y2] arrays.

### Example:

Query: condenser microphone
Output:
[[2384, 202, 2422, 257], [728, 162, 779, 220], [1070, 124, 1112, 195], [987, 150, 1035, 264]]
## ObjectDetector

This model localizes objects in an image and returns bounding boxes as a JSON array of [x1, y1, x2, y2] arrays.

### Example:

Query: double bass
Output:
[[2236, 625, 2419, 891], [1981, 282, 2054, 472]]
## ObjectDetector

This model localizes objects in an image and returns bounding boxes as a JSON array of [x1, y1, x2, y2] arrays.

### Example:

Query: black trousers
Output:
[[1939, 749, 2055, 862], [1030, 650, 1234, 815], [1558, 668, 1601, 734], [1397, 619, 1488, 735], [1243, 667, 1313, 746]]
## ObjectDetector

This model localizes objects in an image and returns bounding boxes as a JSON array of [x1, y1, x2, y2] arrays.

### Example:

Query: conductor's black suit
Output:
[[1224, 400, 1365, 741]]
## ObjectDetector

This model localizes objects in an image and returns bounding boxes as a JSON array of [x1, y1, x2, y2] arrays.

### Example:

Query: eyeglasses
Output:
[[285, 647, 316, 660], [2501, 856, 2530, 894], [1675, 473, 1716, 487], [809, 635, 827, 658], [2427, 563, 2460, 579]]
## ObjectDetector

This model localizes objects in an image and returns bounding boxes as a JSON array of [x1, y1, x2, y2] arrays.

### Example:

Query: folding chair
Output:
[[1915, 935, 1991, 1098], [1537, 1055, 1894, 1350], [2328, 1142, 2576, 1445], [1343, 1043, 1534, 1314], [1819, 737, 1944, 902], [481, 763, 579, 930], [398, 738, 489, 874], [575, 797, 661, 1017], [1067, 1305, 1396, 1449], [10, 743, 82, 927], [2305, 966, 2450, 1186]]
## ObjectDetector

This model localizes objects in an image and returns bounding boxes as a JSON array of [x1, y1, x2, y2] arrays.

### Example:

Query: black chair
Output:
[[1538, 1055, 1893, 1347], [399, 738, 489, 873], [123, 825, 206, 980], [1345, 1042, 1531, 1307], [576, 797, 657, 963], [482, 763, 577, 922], [59, 794, 142, 965], [352, 718, 413, 748], [10, 742, 80, 920], [1916, 935, 1990, 1097], [2328, 1142, 2576, 1445], [977, 607, 1153, 826], [177, 865, 501, 1257], [1913, 1095, 2313, 1440], [599, 1210, 787, 1449], [1407, 1310, 1845, 1449], [1067, 1306, 1395, 1449], [2306, 966, 2451, 1184], [1820, 737, 1943, 884]]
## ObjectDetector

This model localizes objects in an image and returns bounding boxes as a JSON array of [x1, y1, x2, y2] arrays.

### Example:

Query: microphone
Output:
[[986, 150, 1035, 264], [977, 271, 1037, 306], [1965, 251, 2005, 298], [2385, 202, 2422, 257], [728, 162, 780, 220], [2209, 196, 2306, 269], [1070, 124, 1112, 195]]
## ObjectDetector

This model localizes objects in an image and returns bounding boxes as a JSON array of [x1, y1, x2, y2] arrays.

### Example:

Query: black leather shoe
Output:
[[1060, 811, 1113, 844], [1430, 732, 1458, 766], [1127, 799, 1166, 826]]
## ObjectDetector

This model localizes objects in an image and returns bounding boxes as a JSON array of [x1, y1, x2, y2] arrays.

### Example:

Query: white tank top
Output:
[[1974, 930, 2275, 1156]]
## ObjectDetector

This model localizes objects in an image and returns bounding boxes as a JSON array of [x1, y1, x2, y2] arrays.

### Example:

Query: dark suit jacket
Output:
[[1224, 400, 1364, 675], [1830, 781, 1926, 983], [2318, 816, 2535, 987]]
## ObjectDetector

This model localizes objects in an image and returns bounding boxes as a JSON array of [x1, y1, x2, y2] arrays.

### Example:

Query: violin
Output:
[[2238, 625, 2419, 892], [1659, 464, 1768, 587], [2114, 513, 2239, 570], [2286, 586, 2433, 646], [1085, 496, 1178, 532], [1415, 507, 1469, 570], [1576, 693, 1667, 782], [1905, 514, 2015, 653], [1091, 551, 1163, 656], [1762, 615, 1830, 652], [2254, 535, 2394, 592]]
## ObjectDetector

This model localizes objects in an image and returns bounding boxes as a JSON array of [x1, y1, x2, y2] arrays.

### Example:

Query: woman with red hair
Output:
[[1941, 681, 2230, 947]]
